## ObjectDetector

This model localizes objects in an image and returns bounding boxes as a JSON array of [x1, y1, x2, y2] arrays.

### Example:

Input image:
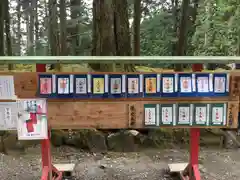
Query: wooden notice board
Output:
[[6, 72, 239, 129]]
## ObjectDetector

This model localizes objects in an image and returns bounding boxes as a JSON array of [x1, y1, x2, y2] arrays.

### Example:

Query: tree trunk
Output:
[[113, 0, 135, 71], [91, 0, 115, 71], [0, 1, 4, 56], [4, 0, 13, 70], [60, 0, 67, 56], [49, 0, 60, 70], [91, 0, 135, 72], [174, 0, 190, 71], [70, 0, 81, 55], [29, 0, 34, 55], [133, 0, 141, 56], [17, 0, 21, 55], [35, 0, 39, 53], [171, 0, 178, 56]]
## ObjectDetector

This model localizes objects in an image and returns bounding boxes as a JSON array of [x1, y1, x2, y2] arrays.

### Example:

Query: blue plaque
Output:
[[143, 74, 161, 98], [74, 74, 90, 98], [56, 74, 74, 98], [126, 74, 143, 98], [213, 73, 229, 96], [91, 74, 108, 98], [195, 73, 213, 97], [37, 74, 56, 98], [108, 74, 126, 98], [178, 73, 196, 97], [161, 74, 178, 97]]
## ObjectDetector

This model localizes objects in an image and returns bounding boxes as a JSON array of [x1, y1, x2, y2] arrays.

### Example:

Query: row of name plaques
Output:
[[38, 73, 229, 98], [144, 103, 228, 127]]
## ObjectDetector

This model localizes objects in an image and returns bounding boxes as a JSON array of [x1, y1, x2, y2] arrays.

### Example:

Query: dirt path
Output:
[[2, 146, 240, 180]]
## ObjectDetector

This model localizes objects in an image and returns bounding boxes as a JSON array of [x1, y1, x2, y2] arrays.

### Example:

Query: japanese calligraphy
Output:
[[144, 108, 156, 125], [128, 78, 139, 94], [58, 78, 69, 94], [40, 78, 52, 94], [197, 77, 209, 92], [178, 107, 190, 124], [111, 78, 121, 94], [76, 78, 87, 94], [180, 77, 192, 92], [212, 107, 223, 124], [195, 107, 207, 124], [93, 78, 104, 94], [162, 77, 173, 93], [161, 107, 172, 124], [145, 78, 156, 94], [214, 77, 225, 93]]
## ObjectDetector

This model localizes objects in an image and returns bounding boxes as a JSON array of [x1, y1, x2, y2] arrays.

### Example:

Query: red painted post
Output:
[[36, 63, 52, 179], [190, 63, 203, 180]]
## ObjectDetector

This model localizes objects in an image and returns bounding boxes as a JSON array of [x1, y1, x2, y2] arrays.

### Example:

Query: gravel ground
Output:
[[1, 146, 240, 180]]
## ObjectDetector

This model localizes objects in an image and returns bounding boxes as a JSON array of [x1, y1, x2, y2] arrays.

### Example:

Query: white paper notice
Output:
[[162, 77, 174, 93], [178, 106, 190, 124], [195, 106, 207, 124], [161, 107, 173, 124], [212, 107, 223, 125], [144, 108, 156, 125], [0, 76, 16, 100], [197, 77, 209, 92], [214, 77, 225, 93], [180, 77, 192, 93], [17, 99, 48, 140], [0, 102, 18, 130]]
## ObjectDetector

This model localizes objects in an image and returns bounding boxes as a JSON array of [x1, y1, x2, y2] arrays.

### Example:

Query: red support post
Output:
[[189, 63, 203, 180], [36, 64, 63, 180]]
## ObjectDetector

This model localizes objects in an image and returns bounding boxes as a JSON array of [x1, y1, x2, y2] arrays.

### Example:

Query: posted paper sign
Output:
[[160, 104, 176, 126], [0, 75, 16, 99], [177, 104, 193, 125], [193, 104, 209, 126], [17, 99, 48, 140], [144, 104, 157, 126], [0, 102, 18, 130], [210, 103, 227, 126]]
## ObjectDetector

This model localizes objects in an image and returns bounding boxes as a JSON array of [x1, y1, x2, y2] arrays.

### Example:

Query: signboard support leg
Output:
[[37, 64, 63, 180], [186, 64, 202, 180]]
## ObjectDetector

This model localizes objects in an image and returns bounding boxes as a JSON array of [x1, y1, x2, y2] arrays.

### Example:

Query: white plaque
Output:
[[111, 78, 121, 94], [0, 76, 16, 100], [0, 102, 18, 130], [178, 106, 190, 124], [58, 78, 69, 94], [76, 78, 87, 94], [180, 77, 192, 92], [162, 77, 174, 93], [197, 77, 209, 92], [161, 107, 173, 124], [212, 107, 223, 125], [17, 99, 48, 140], [128, 78, 139, 94], [214, 77, 225, 93], [144, 108, 156, 125], [195, 106, 207, 124]]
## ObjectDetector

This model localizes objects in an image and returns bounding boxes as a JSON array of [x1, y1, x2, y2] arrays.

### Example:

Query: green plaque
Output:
[[210, 103, 227, 126], [193, 104, 210, 126], [176, 103, 193, 126], [159, 104, 176, 126], [144, 104, 158, 127]]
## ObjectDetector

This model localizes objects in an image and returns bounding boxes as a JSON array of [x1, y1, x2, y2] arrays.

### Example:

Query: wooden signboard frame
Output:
[[4, 71, 237, 129]]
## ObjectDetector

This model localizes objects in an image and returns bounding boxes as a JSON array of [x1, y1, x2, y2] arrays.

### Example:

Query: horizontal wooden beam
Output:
[[0, 56, 239, 64]]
